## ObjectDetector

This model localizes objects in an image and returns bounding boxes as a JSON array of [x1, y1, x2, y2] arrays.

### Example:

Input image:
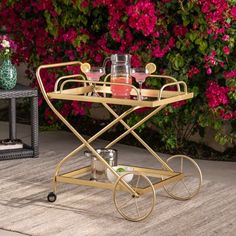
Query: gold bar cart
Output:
[[36, 61, 202, 222]]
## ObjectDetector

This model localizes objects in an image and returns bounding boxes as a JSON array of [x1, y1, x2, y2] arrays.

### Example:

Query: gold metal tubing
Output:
[[36, 62, 84, 192], [57, 176, 114, 190], [53, 106, 137, 178], [140, 173, 184, 194], [147, 74, 180, 92], [36, 61, 82, 99], [47, 105, 138, 193], [60, 79, 87, 93], [54, 74, 87, 92], [147, 74, 177, 82], [105, 105, 165, 147], [104, 103, 173, 171], [159, 81, 187, 100], [62, 166, 91, 178], [129, 165, 176, 177], [104, 73, 111, 82], [37, 63, 137, 181]]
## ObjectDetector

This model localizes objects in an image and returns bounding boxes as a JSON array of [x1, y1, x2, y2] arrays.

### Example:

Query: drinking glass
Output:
[[131, 68, 148, 100], [84, 67, 105, 82], [84, 67, 105, 96]]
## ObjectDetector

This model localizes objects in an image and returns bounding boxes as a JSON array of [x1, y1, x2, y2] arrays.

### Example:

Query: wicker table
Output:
[[0, 84, 39, 160]]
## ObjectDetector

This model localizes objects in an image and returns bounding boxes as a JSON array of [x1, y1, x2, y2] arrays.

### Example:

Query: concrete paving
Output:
[[0, 121, 236, 235]]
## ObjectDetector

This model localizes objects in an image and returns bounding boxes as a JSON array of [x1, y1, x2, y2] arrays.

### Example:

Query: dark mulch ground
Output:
[[1, 105, 235, 162]]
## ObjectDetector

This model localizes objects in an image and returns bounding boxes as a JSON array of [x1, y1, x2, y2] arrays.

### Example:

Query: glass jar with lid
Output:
[[110, 54, 132, 99]]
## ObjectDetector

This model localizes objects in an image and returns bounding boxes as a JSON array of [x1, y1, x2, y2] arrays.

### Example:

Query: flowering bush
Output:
[[0, 0, 235, 150], [0, 35, 17, 60]]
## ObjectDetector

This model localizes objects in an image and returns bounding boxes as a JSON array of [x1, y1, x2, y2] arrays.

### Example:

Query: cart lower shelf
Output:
[[48, 158, 202, 222], [56, 165, 184, 194]]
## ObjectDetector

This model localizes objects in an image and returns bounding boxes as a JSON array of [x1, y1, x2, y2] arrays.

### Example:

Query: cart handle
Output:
[[54, 74, 87, 92], [36, 61, 83, 100], [147, 74, 177, 82], [159, 81, 188, 100]]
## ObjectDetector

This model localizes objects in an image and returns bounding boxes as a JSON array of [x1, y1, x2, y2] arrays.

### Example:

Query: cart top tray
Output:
[[47, 84, 193, 108]]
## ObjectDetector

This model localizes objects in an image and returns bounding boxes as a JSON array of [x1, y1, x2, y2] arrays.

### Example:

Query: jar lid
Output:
[[84, 148, 117, 157]]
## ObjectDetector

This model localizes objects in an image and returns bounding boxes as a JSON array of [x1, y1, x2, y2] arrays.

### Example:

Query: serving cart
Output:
[[36, 60, 202, 222]]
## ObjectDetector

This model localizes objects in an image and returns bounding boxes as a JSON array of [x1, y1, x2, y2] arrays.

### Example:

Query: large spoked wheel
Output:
[[113, 172, 156, 222], [163, 155, 202, 200]]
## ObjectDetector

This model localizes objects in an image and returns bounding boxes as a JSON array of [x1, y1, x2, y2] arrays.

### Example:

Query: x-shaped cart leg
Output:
[[50, 102, 141, 194], [102, 103, 173, 172]]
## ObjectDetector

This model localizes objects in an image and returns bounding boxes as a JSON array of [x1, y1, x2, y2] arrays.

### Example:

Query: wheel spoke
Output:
[[184, 174, 194, 178], [113, 173, 155, 221], [180, 156, 183, 173], [169, 180, 179, 193], [135, 198, 140, 217], [119, 196, 133, 209], [163, 155, 202, 200], [181, 180, 192, 198], [136, 175, 140, 188]]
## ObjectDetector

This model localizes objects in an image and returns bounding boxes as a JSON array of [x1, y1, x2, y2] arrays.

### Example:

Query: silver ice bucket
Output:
[[84, 148, 118, 180]]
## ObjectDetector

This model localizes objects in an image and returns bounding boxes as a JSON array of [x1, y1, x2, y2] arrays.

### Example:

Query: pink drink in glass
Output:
[[111, 76, 132, 99], [131, 68, 147, 100], [85, 72, 103, 81], [132, 73, 147, 83]]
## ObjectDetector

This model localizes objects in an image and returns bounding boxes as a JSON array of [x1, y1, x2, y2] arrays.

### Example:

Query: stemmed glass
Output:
[[131, 68, 148, 100], [84, 67, 105, 82], [83, 67, 105, 96]]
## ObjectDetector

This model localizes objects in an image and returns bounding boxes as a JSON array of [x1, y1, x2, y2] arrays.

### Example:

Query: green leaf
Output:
[[188, 32, 198, 42], [192, 86, 199, 96], [176, 41, 181, 49], [182, 14, 190, 26], [44, 11, 58, 36], [198, 40, 208, 53]]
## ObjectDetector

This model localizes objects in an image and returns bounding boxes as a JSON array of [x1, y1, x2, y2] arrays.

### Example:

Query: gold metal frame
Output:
[[36, 61, 202, 221]]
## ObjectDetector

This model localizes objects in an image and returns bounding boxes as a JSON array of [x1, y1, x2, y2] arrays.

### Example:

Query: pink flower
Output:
[[38, 97, 43, 107], [44, 107, 57, 125], [222, 35, 229, 41], [66, 65, 81, 74], [81, 0, 89, 8], [206, 68, 212, 75], [152, 46, 165, 58], [220, 61, 225, 67], [173, 25, 188, 37], [187, 66, 200, 78], [63, 28, 78, 43], [131, 55, 142, 67], [171, 100, 187, 109], [168, 37, 175, 48], [134, 107, 150, 113], [219, 109, 236, 120], [230, 6, 236, 20], [223, 70, 236, 79], [65, 50, 75, 60], [223, 46, 230, 55], [127, 0, 157, 36], [71, 101, 86, 116], [205, 81, 229, 108], [61, 103, 71, 118], [95, 54, 103, 63]]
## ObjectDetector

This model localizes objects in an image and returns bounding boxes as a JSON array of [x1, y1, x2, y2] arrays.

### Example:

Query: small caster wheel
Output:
[[47, 192, 57, 202]]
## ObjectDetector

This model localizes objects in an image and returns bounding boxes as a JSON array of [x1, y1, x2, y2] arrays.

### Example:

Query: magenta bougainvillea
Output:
[[0, 0, 235, 148]]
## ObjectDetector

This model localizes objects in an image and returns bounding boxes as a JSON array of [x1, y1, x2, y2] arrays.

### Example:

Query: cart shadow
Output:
[[0, 189, 121, 220]]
